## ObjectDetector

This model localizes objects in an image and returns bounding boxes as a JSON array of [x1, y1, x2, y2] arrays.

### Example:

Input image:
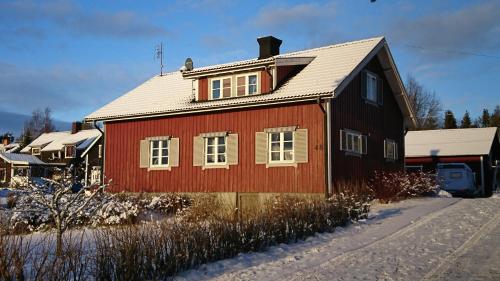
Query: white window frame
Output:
[[51, 151, 61, 160], [345, 131, 363, 154], [384, 139, 398, 160], [65, 145, 76, 159], [98, 144, 102, 159], [31, 147, 41, 156], [150, 140, 169, 168], [204, 136, 227, 166], [268, 131, 294, 163], [366, 71, 378, 103], [210, 76, 232, 100], [236, 72, 259, 96]]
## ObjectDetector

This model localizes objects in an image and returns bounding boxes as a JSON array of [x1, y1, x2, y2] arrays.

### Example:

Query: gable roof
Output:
[[0, 153, 46, 165], [0, 143, 20, 153], [405, 127, 499, 157], [20, 129, 101, 153], [85, 36, 416, 127]]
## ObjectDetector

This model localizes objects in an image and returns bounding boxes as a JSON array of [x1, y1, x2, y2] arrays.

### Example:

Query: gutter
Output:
[[94, 120, 105, 185], [85, 94, 332, 123]]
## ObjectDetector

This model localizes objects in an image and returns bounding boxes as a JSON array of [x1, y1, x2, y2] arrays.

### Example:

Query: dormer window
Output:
[[31, 148, 41, 155], [65, 145, 76, 158], [209, 72, 260, 100]]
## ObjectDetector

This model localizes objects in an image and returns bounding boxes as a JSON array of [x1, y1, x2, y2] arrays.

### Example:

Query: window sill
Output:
[[202, 164, 229, 170], [344, 151, 362, 158], [148, 166, 172, 171], [364, 99, 380, 107], [266, 162, 298, 168], [385, 158, 397, 163]]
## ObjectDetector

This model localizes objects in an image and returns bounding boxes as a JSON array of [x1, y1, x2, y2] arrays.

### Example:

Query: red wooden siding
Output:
[[260, 70, 272, 94], [331, 56, 405, 184], [198, 78, 208, 101], [104, 102, 326, 193]]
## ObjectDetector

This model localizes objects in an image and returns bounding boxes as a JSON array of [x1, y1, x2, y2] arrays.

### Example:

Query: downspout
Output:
[[84, 154, 89, 186], [480, 155, 485, 196], [93, 120, 105, 185], [317, 97, 332, 197]]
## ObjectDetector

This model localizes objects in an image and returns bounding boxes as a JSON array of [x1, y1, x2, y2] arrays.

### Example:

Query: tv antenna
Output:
[[155, 43, 164, 76]]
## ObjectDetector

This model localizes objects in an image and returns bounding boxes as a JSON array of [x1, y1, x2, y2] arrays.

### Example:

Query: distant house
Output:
[[0, 153, 46, 187], [20, 122, 104, 186], [405, 127, 500, 196], [0, 135, 20, 153], [85, 36, 416, 206]]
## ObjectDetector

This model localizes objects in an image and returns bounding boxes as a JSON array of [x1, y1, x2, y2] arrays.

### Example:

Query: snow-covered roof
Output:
[[0, 153, 46, 165], [405, 127, 499, 157], [20, 131, 71, 153], [85, 36, 415, 127], [41, 129, 101, 152]]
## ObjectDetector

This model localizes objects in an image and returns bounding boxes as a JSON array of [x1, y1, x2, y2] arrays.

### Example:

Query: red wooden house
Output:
[[85, 36, 416, 203]]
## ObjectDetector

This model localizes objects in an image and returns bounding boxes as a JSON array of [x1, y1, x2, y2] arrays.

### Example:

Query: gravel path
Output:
[[179, 196, 500, 281]]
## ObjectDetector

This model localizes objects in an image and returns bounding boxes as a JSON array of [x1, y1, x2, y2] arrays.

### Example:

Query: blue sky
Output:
[[0, 0, 499, 123]]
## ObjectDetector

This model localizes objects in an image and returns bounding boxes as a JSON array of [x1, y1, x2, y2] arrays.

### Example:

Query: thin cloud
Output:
[[0, 0, 170, 39], [389, 1, 500, 60]]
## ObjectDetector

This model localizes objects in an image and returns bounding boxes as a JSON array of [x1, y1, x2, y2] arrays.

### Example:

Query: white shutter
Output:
[[170, 138, 179, 167], [139, 140, 150, 168], [255, 132, 268, 164], [227, 134, 238, 165], [340, 130, 346, 151], [383, 139, 387, 158], [294, 129, 308, 163], [193, 136, 204, 167], [395, 142, 398, 160]]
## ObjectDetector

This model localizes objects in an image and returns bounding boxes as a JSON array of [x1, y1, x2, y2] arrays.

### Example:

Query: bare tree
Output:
[[20, 107, 56, 143], [15, 176, 111, 254], [405, 75, 443, 130]]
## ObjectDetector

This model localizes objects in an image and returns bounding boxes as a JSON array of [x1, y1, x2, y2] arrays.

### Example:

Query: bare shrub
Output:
[[369, 170, 439, 203]]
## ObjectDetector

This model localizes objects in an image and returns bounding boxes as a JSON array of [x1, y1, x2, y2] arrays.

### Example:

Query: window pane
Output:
[[237, 76, 245, 86], [237, 86, 245, 96], [161, 141, 168, 149], [347, 135, 353, 150], [271, 142, 280, 151], [284, 141, 293, 151], [353, 136, 360, 153], [223, 88, 231, 97], [248, 85, 257, 95], [218, 155, 226, 163], [212, 89, 220, 99], [284, 132, 293, 141], [207, 137, 214, 145], [212, 80, 220, 89], [152, 141, 159, 149], [218, 145, 226, 154], [223, 78, 231, 88], [162, 148, 168, 156], [218, 137, 225, 145], [270, 133, 280, 142], [207, 155, 214, 163], [152, 157, 159, 165], [161, 157, 168, 165], [207, 146, 214, 154], [249, 75, 257, 85], [271, 152, 280, 161], [284, 151, 293, 161], [152, 149, 159, 156]]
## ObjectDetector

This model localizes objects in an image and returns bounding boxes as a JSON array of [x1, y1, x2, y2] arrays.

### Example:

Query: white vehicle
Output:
[[437, 163, 477, 197]]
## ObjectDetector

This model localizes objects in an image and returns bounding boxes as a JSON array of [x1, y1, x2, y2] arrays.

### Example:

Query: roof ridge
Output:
[[277, 36, 385, 57]]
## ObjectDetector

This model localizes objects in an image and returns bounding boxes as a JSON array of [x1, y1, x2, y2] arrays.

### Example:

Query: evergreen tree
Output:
[[460, 111, 472, 128], [481, 108, 491, 127], [444, 110, 457, 129], [490, 105, 500, 127]]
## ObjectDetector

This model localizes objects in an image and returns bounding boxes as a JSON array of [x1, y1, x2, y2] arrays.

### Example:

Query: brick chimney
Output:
[[71, 121, 82, 134], [257, 36, 282, 59], [2, 137, 9, 146]]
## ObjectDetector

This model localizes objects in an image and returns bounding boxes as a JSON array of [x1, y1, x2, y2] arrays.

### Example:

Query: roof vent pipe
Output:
[[257, 36, 282, 59]]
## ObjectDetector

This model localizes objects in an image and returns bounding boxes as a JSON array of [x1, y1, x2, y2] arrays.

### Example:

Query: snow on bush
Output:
[[369, 170, 439, 203]]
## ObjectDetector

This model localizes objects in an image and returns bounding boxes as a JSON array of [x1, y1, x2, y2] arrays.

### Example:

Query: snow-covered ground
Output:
[[178, 196, 500, 281]]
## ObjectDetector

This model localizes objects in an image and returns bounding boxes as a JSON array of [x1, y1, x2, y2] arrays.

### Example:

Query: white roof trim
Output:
[[81, 134, 102, 157]]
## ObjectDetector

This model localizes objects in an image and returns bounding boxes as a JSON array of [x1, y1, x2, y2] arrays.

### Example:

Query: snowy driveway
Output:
[[179, 196, 500, 281]]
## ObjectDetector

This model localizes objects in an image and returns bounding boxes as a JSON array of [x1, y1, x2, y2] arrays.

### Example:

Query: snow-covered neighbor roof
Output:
[[40, 129, 101, 152], [20, 131, 71, 153], [20, 129, 101, 153], [405, 127, 499, 157], [0, 153, 46, 165], [85, 36, 415, 126]]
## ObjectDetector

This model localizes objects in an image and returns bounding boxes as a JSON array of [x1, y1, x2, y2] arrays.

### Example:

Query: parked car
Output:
[[437, 163, 477, 197]]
